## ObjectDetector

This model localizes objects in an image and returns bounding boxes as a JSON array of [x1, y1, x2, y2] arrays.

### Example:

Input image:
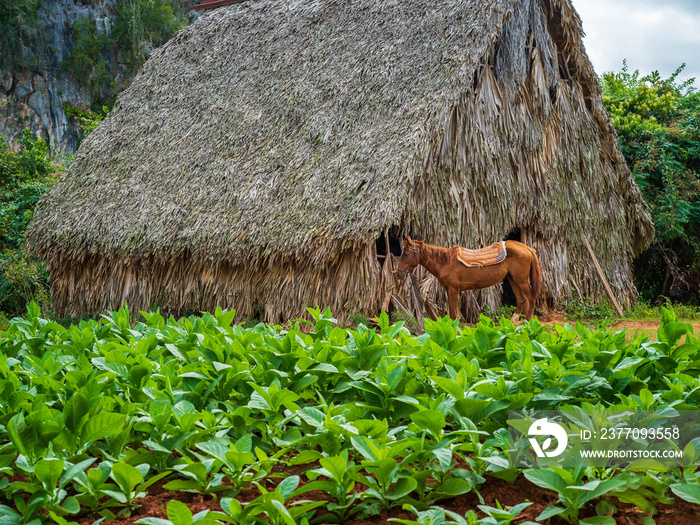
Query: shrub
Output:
[[0, 248, 50, 314], [62, 103, 108, 144], [601, 63, 700, 302], [349, 310, 372, 327], [482, 303, 517, 323], [390, 310, 420, 332], [564, 292, 617, 321], [112, 0, 187, 66], [0, 129, 57, 316]]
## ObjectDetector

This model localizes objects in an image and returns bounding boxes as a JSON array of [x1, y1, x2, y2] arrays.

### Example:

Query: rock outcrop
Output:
[[0, 0, 121, 154]]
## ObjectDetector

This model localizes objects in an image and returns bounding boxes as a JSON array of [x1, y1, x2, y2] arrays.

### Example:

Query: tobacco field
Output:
[[1, 304, 700, 525]]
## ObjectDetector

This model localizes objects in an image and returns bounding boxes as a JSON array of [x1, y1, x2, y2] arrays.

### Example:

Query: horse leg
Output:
[[447, 287, 461, 320], [506, 274, 529, 320], [516, 274, 534, 320]]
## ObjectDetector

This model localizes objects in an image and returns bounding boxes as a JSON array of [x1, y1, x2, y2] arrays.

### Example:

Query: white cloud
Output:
[[570, 0, 700, 86]]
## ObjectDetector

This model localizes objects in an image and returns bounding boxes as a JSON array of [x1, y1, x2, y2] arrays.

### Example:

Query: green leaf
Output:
[[409, 410, 446, 438], [432, 447, 452, 471], [659, 321, 692, 347], [434, 477, 472, 496], [101, 489, 128, 504], [577, 477, 629, 504], [82, 412, 127, 444], [166, 500, 193, 525], [351, 436, 381, 462], [63, 393, 90, 433], [277, 476, 300, 500], [671, 483, 700, 505], [319, 456, 347, 483], [149, 399, 173, 431], [111, 462, 143, 494], [0, 504, 22, 524], [523, 469, 568, 493], [269, 499, 296, 525], [35, 458, 64, 491], [60, 458, 96, 489], [288, 450, 322, 465], [536, 505, 566, 521], [431, 376, 465, 400], [162, 480, 202, 492], [581, 518, 616, 525], [60, 496, 80, 515], [7, 413, 30, 457], [387, 476, 417, 500]]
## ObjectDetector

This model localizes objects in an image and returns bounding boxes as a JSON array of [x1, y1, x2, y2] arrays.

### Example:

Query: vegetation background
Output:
[[600, 63, 700, 304]]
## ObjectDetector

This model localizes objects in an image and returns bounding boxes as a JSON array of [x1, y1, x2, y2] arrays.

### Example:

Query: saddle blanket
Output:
[[455, 241, 507, 268]]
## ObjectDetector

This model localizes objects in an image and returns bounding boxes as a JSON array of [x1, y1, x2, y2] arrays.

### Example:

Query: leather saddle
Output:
[[455, 241, 507, 268]]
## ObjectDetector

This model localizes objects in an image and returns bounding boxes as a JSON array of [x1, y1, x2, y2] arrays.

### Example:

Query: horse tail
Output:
[[528, 247, 542, 303]]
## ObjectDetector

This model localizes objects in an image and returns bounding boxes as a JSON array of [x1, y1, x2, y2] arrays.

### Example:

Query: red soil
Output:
[[66, 467, 700, 525]]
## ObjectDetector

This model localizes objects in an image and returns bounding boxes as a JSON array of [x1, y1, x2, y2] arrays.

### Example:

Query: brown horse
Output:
[[396, 237, 542, 320]]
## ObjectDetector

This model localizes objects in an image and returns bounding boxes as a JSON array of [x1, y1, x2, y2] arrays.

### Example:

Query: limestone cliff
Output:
[[0, 0, 194, 156], [0, 0, 112, 154]]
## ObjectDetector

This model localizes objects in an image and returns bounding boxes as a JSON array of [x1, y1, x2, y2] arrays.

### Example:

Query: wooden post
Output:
[[583, 236, 624, 318], [521, 229, 528, 245]]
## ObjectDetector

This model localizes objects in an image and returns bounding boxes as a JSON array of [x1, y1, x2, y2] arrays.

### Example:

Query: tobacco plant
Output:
[[1, 303, 699, 523]]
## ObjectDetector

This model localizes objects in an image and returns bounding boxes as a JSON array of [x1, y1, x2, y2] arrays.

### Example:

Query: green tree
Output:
[[601, 62, 700, 301]]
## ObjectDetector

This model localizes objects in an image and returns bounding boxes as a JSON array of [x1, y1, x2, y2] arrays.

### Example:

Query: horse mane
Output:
[[416, 241, 454, 266]]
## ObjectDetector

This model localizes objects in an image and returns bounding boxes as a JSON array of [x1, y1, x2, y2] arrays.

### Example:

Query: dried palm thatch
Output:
[[27, 0, 653, 323]]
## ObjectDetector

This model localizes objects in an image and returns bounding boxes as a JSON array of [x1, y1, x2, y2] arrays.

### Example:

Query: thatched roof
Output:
[[29, 0, 538, 265], [28, 0, 653, 320]]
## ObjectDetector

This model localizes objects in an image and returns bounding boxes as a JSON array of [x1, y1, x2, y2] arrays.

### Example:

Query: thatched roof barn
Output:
[[28, 0, 653, 323]]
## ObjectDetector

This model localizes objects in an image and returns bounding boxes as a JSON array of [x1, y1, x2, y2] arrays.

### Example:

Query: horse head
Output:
[[396, 236, 420, 280]]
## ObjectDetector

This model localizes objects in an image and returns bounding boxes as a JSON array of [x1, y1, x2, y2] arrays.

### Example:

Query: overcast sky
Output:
[[570, 0, 700, 87]]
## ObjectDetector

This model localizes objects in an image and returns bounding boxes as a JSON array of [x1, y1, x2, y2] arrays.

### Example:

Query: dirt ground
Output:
[[535, 313, 699, 343], [72, 470, 700, 525]]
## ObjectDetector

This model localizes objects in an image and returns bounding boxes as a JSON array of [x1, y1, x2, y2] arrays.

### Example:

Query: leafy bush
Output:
[[62, 103, 108, 144], [0, 249, 50, 315], [390, 310, 420, 332], [601, 63, 700, 302], [625, 299, 700, 321], [0, 130, 56, 249], [482, 303, 517, 323], [112, 0, 187, 66], [0, 129, 57, 316], [564, 291, 617, 321], [348, 310, 372, 327]]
